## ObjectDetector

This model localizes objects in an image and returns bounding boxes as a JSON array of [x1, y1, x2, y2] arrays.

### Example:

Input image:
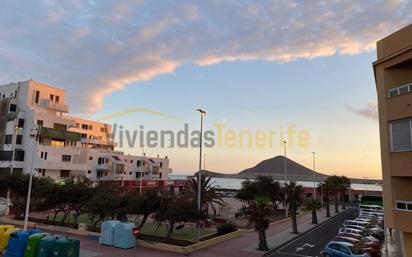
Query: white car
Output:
[[338, 228, 379, 243]]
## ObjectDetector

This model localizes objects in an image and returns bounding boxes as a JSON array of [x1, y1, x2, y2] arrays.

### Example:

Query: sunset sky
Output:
[[1, 1, 412, 178]]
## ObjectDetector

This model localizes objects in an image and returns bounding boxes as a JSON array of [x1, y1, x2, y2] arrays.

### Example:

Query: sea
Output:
[[169, 175, 382, 192]]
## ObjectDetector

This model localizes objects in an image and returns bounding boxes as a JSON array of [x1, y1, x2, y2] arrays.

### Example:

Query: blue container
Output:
[[36, 235, 58, 257], [99, 220, 121, 246], [4, 230, 30, 257], [114, 223, 135, 249]]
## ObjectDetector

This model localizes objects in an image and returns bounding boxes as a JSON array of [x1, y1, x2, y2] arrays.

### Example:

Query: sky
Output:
[[1, 0, 412, 179]]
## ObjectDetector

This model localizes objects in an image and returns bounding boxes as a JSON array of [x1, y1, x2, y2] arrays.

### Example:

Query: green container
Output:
[[51, 236, 69, 257], [36, 236, 57, 257], [67, 237, 80, 257], [24, 233, 50, 257]]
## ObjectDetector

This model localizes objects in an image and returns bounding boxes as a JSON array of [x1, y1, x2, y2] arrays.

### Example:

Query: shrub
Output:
[[217, 222, 237, 235]]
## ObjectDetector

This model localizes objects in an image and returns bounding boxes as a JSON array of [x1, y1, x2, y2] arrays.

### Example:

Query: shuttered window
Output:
[[390, 119, 412, 152]]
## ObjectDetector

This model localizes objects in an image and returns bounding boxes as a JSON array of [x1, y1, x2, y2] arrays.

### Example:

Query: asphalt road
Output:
[[268, 208, 358, 257]]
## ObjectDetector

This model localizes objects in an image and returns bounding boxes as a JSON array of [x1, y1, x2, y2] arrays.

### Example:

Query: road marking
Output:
[[296, 246, 305, 252], [274, 209, 355, 257], [304, 243, 315, 248]]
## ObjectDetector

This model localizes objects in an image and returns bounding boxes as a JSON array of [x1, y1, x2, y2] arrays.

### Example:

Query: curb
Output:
[[262, 208, 353, 257]]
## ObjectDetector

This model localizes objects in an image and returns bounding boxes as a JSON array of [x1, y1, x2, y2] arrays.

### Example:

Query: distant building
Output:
[[0, 80, 172, 185], [373, 24, 412, 256]]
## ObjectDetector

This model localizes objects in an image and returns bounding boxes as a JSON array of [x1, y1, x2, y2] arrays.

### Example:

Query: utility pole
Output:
[[196, 109, 206, 242]]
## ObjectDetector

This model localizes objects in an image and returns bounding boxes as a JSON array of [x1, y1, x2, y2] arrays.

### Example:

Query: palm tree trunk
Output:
[[334, 194, 339, 213], [291, 206, 298, 234], [341, 191, 346, 210], [258, 227, 269, 251], [311, 209, 318, 224], [325, 199, 331, 217]]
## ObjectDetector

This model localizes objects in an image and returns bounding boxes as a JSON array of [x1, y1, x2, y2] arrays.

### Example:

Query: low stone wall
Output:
[[137, 230, 242, 254]]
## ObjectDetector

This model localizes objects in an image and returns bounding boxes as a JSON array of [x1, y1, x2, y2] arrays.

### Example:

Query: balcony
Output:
[[82, 138, 118, 147], [39, 99, 69, 113], [386, 92, 412, 121], [393, 209, 412, 233], [39, 127, 82, 141], [389, 152, 412, 177]]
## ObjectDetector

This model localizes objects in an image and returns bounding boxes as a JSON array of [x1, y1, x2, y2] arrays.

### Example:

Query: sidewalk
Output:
[[381, 229, 403, 257], [1, 207, 343, 257]]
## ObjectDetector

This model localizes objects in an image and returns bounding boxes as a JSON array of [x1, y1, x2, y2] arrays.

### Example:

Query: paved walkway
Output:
[[1, 207, 344, 257], [381, 229, 403, 257], [76, 208, 341, 257]]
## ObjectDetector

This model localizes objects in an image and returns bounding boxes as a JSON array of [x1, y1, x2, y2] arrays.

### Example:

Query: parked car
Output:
[[337, 233, 380, 249], [338, 228, 380, 243], [321, 242, 370, 257]]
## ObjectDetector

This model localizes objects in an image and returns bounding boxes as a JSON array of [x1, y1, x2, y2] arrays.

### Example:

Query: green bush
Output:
[[217, 222, 237, 235]]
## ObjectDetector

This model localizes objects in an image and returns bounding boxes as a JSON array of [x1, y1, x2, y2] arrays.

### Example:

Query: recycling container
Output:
[[36, 235, 57, 257], [23, 233, 49, 257], [67, 237, 80, 257], [114, 222, 135, 249], [51, 236, 69, 257], [0, 228, 21, 252], [4, 230, 30, 257], [99, 220, 121, 246]]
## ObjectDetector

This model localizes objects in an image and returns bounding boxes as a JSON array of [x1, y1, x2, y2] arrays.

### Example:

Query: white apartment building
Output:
[[0, 80, 172, 182]]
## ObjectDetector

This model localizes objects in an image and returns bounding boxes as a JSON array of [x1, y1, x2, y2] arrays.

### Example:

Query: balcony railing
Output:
[[39, 127, 82, 141], [39, 99, 69, 112]]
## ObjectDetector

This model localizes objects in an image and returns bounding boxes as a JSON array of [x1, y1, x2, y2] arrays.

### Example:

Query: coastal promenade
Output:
[[27, 207, 341, 257]]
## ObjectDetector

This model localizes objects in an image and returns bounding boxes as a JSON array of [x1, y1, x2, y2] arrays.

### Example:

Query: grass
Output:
[[53, 213, 214, 241]]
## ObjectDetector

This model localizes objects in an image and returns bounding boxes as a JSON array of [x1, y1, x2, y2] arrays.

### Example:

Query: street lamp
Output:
[[312, 152, 316, 200], [283, 140, 288, 217], [23, 125, 39, 230], [196, 108, 206, 242]]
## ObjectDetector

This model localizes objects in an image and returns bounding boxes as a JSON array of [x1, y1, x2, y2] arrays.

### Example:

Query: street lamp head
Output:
[[196, 109, 206, 115]]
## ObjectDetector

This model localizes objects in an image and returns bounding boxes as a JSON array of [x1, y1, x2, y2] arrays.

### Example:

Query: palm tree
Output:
[[248, 196, 271, 251], [339, 176, 351, 210], [319, 181, 332, 217], [283, 182, 304, 234], [326, 176, 341, 214], [306, 199, 322, 224], [187, 175, 223, 215]]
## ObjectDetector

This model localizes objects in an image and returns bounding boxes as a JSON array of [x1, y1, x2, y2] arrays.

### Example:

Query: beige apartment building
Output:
[[373, 24, 412, 256]]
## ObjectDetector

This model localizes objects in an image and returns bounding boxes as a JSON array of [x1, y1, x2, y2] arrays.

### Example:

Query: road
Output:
[[268, 208, 358, 257]]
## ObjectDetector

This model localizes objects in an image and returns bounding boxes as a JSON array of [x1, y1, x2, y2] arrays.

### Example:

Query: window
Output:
[[87, 170, 92, 174], [37, 120, 44, 127], [50, 94, 54, 101], [75, 123, 80, 128], [34, 90, 40, 104], [60, 170, 70, 178], [88, 125, 93, 130], [89, 156, 93, 160], [388, 83, 412, 97], [82, 124, 88, 130], [18, 119, 24, 128], [137, 160, 141, 167], [62, 155, 71, 162], [81, 133, 87, 139], [51, 140, 65, 147], [15, 150, 24, 161], [4, 135, 12, 144], [55, 95, 59, 103], [53, 123, 67, 131], [129, 172, 132, 175], [396, 200, 412, 212], [390, 119, 412, 152], [160, 162, 163, 168], [329, 244, 339, 251], [100, 127, 107, 133], [16, 135, 22, 145], [9, 104, 17, 112]]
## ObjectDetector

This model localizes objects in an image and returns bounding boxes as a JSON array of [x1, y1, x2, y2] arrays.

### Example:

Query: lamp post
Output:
[[196, 108, 206, 242], [23, 125, 39, 230], [139, 144, 145, 195], [312, 152, 316, 200], [283, 140, 288, 217], [363, 176, 369, 196]]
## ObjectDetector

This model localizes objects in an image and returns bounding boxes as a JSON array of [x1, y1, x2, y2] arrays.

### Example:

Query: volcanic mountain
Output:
[[196, 155, 329, 182]]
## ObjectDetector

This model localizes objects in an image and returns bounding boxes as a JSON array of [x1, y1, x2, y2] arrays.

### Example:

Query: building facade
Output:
[[0, 80, 172, 183], [373, 24, 412, 256]]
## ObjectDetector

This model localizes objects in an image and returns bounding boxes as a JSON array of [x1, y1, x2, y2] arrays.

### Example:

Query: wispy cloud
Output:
[[0, 0, 411, 114], [346, 102, 379, 121]]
